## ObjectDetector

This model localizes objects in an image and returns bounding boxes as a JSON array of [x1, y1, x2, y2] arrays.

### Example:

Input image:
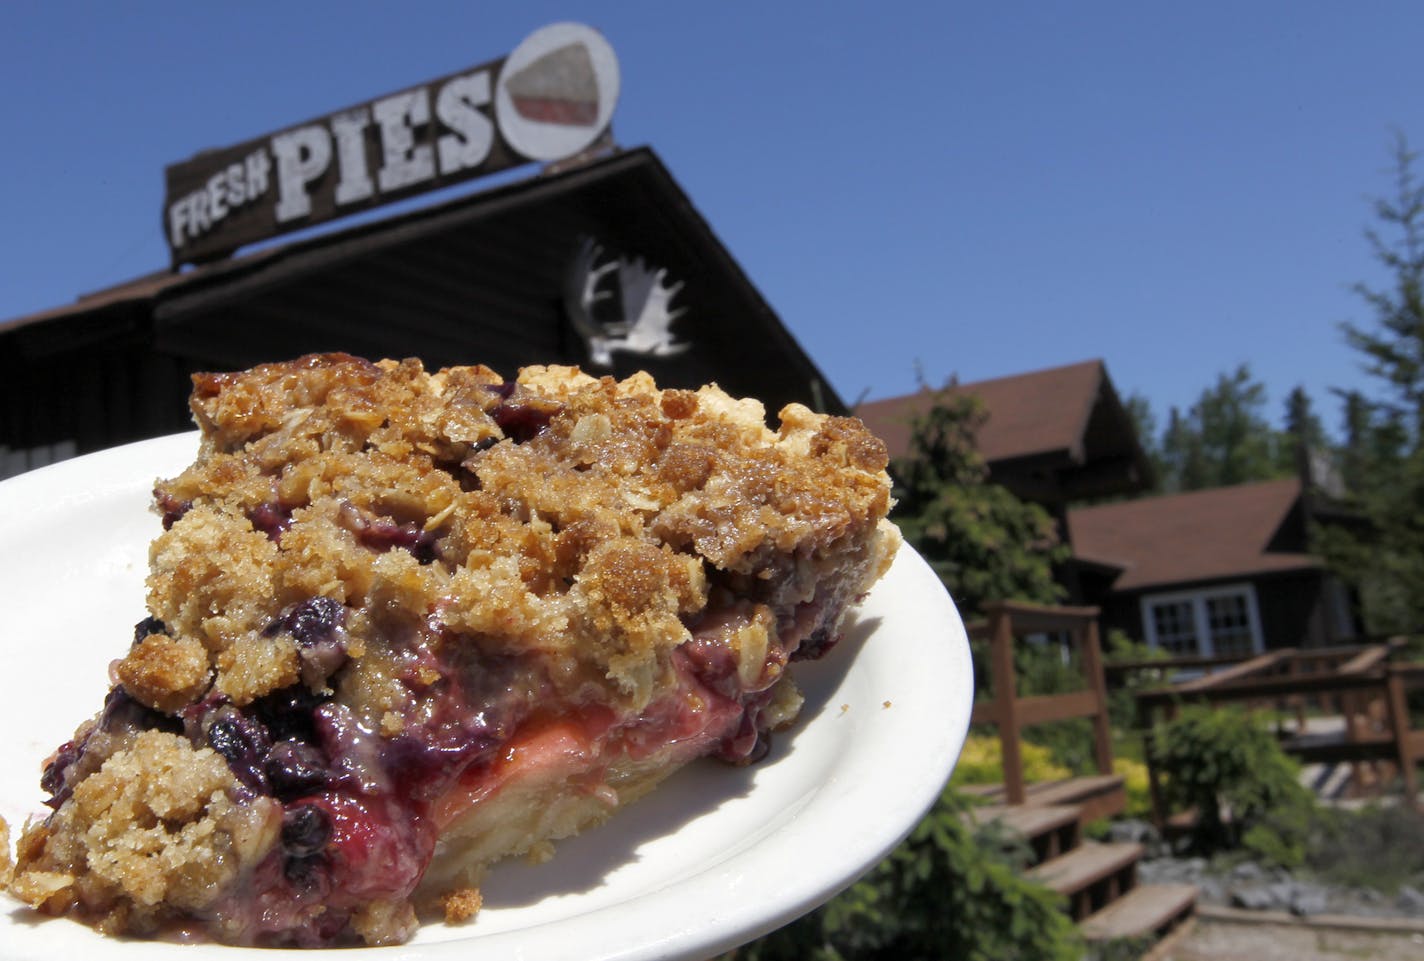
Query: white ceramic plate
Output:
[[0, 433, 972, 960]]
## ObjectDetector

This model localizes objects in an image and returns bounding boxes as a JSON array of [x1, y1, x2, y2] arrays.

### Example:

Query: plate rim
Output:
[[0, 432, 971, 960]]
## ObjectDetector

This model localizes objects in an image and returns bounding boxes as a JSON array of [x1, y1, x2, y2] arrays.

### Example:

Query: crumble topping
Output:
[[8, 353, 898, 946], [440, 886, 483, 924], [0, 815, 11, 887], [11, 731, 278, 923], [116, 632, 212, 713]]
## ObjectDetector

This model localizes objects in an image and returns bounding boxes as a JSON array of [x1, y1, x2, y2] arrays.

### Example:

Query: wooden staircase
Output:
[[963, 772, 1128, 824], [964, 603, 1198, 949], [971, 777, 1197, 946]]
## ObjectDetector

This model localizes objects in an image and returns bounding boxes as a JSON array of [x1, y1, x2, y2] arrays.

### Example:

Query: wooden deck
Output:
[[1134, 644, 1424, 822]]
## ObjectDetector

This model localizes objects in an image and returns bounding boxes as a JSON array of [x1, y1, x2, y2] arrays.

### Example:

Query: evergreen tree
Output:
[[1325, 133, 1424, 632], [1160, 406, 1208, 492], [1336, 389, 1376, 497], [1124, 391, 1166, 490], [1196, 365, 1283, 486], [1282, 386, 1329, 482], [889, 385, 1066, 615], [1342, 133, 1424, 438], [1333, 388, 1409, 502], [1156, 365, 1288, 492]]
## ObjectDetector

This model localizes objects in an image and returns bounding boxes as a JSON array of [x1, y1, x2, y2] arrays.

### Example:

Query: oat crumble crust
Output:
[[440, 886, 483, 924], [7, 353, 899, 947]]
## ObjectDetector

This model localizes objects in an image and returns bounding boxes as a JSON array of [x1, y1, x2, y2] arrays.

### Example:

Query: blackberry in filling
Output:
[[7, 354, 898, 946]]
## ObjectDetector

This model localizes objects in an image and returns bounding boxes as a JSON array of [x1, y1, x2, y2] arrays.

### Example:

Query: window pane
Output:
[[1206, 593, 1254, 657], [1151, 600, 1200, 656]]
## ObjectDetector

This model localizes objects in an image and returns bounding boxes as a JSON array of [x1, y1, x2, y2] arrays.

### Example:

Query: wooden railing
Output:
[[967, 601, 1114, 806], [1134, 640, 1424, 824], [1103, 652, 1251, 688]]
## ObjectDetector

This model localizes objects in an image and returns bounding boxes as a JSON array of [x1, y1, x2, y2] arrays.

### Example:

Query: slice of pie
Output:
[[6, 354, 898, 946], [505, 41, 601, 126]]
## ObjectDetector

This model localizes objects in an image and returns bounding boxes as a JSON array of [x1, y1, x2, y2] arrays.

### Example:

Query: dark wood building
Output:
[[855, 359, 1154, 510], [857, 360, 1357, 651], [1068, 478, 1358, 653], [0, 147, 843, 479]]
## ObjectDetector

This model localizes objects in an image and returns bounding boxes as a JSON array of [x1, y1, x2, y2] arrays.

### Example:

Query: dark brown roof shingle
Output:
[[1066, 477, 1319, 591], [855, 359, 1107, 464]]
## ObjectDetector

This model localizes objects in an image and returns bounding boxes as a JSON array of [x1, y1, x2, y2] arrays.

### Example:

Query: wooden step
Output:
[[957, 782, 1003, 800], [1028, 775, 1126, 822], [970, 803, 1082, 863], [1026, 841, 1142, 920], [960, 774, 1127, 822], [1080, 883, 1197, 941], [1026, 841, 1142, 896], [977, 802, 1081, 838]]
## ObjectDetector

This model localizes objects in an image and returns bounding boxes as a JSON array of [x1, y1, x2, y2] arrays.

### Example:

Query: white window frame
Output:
[[1139, 582, 1265, 658]]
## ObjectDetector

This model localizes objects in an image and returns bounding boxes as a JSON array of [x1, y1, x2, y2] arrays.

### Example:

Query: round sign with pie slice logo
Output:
[[496, 22, 620, 161]]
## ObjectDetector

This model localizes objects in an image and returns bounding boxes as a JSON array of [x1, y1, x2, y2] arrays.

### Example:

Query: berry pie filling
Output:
[[7, 354, 898, 946]]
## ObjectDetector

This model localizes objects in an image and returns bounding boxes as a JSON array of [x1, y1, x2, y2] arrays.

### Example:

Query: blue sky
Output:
[[4, 3, 1423, 438]]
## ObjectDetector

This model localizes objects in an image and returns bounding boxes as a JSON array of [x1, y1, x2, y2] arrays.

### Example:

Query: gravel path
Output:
[[1137, 851, 1424, 920], [1101, 812, 1424, 959], [1161, 916, 1424, 961]]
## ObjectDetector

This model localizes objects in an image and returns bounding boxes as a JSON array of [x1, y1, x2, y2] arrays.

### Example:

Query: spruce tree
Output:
[[888, 385, 1066, 615], [1328, 133, 1424, 631]]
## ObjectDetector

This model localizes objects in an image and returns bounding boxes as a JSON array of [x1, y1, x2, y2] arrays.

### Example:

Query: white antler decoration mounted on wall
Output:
[[563, 237, 690, 367]]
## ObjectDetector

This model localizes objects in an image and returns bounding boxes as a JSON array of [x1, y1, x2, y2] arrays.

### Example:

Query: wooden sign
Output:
[[163, 22, 619, 265]]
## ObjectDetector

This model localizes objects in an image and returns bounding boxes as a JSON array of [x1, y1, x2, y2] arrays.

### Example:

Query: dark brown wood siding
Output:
[[0, 305, 194, 479], [1092, 570, 1341, 653], [0, 149, 843, 481]]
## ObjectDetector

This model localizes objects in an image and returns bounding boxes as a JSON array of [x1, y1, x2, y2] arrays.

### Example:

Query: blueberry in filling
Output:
[[337, 503, 442, 564], [282, 803, 334, 857], [247, 501, 295, 541], [252, 683, 331, 743], [154, 489, 191, 529], [266, 740, 330, 798], [131, 615, 168, 645], [205, 706, 274, 795], [38, 741, 82, 806], [266, 597, 351, 687], [486, 381, 561, 443]]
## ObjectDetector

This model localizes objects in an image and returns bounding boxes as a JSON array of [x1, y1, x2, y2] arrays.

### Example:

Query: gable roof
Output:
[[2, 147, 844, 419], [1066, 477, 1319, 592], [855, 359, 1152, 503], [1, 146, 854, 482]]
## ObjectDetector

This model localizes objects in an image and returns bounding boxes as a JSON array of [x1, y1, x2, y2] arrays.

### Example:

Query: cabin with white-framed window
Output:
[[1067, 477, 1360, 651], [858, 362, 1361, 651]]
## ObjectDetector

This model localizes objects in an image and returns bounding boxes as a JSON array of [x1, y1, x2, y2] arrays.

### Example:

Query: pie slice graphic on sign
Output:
[[495, 23, 619, 161], [506, 42, 600, 126]]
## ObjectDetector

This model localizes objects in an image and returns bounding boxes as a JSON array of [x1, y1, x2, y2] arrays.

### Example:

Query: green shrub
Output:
[[1103, 630, 1172, 732], [1240, 804, 1315, 869], [731, 786, 1082, 961], [1155, 705, 1316, 859], [1304, 802, 1424, 892], [1014, 641, 1086, 697], [1236, 798, 1424, 888], [1023, 718, 1098, 777]]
